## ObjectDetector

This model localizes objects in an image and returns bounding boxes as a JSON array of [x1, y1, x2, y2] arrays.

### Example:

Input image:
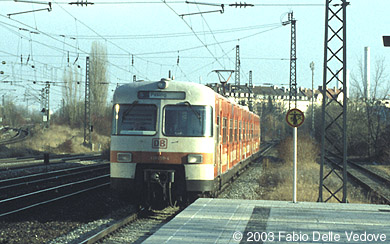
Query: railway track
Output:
[[79, 207, 181, 244], [328, 154, 390, 204], [0, 126, 30, 146], [69, 143, 390, 244], [0, 163, 110, 218], [75, 142, 276, 243], [0, 153, 103, 171], [346, 161, 390, 204]]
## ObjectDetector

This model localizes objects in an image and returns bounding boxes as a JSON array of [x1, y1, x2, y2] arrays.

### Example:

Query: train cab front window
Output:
[[112, 104, 157, 135], [164, 105, 212, 137]]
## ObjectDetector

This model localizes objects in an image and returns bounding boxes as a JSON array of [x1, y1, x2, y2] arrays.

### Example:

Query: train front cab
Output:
[[110, 80, 217, 205]]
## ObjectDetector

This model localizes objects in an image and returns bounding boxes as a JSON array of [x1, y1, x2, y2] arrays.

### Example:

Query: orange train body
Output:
[[110, 78, 260, 205]]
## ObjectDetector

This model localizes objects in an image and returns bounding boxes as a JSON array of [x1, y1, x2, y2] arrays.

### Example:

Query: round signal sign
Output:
[[286, 108, 305, 128]]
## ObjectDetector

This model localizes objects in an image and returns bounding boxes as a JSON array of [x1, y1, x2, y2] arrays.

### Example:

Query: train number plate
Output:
[[152, 138, 168, 149]]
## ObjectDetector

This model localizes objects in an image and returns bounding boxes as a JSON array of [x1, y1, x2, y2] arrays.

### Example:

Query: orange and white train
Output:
[[110, 78, 260, 206]]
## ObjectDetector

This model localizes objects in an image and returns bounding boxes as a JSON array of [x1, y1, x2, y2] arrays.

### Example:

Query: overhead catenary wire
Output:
[[2, 0, 292, 89], [53, 1, 170, 76], [1, 12, 149, 82], [46, 22, 282, 40], [7, 1, 324, 6], [193, 1, 234, 70], [162, 0, 226, 69], [0, 14, 149, 81], [1, 3, 285, 81]]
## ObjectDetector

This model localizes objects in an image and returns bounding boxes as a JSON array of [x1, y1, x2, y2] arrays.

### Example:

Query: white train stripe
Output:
[[111, 163, 136, 179], [184, 164, 215, 180]]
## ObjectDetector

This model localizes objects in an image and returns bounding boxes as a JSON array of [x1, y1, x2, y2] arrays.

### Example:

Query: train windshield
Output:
[[112, 104, 157, 135], [164, 105, 213, 137]]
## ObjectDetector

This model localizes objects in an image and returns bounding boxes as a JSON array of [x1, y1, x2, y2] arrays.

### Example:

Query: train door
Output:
[[216, 115, 221, 175], [239, 121, 242, 161]]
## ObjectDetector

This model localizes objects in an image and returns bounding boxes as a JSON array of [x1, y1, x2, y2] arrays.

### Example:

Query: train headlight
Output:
[[117, 153, 132, 163], [187, 154, 203, 164], [158, 78, 169, 89]]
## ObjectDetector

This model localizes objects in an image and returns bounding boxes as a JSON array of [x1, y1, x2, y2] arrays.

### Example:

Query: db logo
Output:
[[152, 138, 168, 149]]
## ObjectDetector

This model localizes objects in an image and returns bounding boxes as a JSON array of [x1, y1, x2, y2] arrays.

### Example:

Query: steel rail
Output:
[[79, 209, 144, 244], [0, 183, 110, 218], [0, 127, 30, 146], [0, 163, 109, 191], [0, 152, 100, 163], [326, 152, 390, 204], [0, 174, 110, 217], [77, 142, 276, 243], [216, 141, 276, 196], [0, 153, 102, 163], [348, 161, 390, 186], [0, 153, 103, 171]]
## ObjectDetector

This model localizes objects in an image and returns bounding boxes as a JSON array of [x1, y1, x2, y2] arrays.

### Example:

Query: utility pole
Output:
[[235, 45, 240, 87], [288, 12, 297, 110], [84, 56, 92, 148], [310, 62, 315, 135], [45, 82, 50, 128], [40, 83, 50, 128], [319, 0, 349, 203], [1, 94, 4, 124], [248, 70, 253, 111]]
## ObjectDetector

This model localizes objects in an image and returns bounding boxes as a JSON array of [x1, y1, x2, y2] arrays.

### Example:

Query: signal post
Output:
[[286, 108, 305, 203]]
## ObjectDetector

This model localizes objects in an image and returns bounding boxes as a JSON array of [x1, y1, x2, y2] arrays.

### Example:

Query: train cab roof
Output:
[[113, 78, 217, 105]]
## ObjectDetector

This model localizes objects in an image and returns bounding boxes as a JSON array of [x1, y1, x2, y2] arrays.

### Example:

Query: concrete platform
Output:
[[143, 198, 390, 244]]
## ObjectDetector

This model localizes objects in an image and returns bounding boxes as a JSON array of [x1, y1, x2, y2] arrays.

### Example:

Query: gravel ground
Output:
[[101, 207, 181, 244], [0, 160, 134, 244], [0, 188, 135, 244], [96, 157, 269, 244], [218, 161, 264, 200], [0, 153, 270, 244], [47, 204, 137, 244]]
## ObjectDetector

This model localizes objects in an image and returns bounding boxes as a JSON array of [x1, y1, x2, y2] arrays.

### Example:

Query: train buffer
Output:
[[143, 198, 390, 243]]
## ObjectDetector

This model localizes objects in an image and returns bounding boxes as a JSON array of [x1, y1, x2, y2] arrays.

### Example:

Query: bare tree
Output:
[[351, 57, 390, 100], [350, 57, 390, 158], [89, 41, 109, 116], [62, 65, 83, 126], [1, 96, 25, 126]]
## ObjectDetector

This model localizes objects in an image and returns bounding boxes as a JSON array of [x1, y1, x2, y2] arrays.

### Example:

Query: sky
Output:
[[0, 0, 389, 112]]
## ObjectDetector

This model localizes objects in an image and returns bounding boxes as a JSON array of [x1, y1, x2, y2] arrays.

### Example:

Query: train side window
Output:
[[234, 120, 238, 142], [223, 118, 227, 144], [229, 119, 233, 143], [244, 123, 247, 141], [239, 121, 242, 141], [245, 123, 248, 141], [242, 123, 244, 141], [217, 116, 220, 143]]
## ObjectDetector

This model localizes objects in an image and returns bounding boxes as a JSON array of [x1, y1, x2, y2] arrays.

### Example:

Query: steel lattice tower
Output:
[[248, 70, 254, 111], [319, 0, 349, 203], [40, 88, 45, 113], [249, 70, 252, 87], [289, 12, 297, 110], [44, 82, 50, 128], [235, 45, 240, 86], [84, 56, 91, 147]]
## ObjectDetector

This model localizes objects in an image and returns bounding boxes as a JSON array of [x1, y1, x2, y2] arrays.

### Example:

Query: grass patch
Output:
[[257, 134, 372, 204], [2, 124, 110, 157]]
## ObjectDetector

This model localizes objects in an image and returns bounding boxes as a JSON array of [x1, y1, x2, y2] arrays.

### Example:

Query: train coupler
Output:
[[143, 169, 176, 207]]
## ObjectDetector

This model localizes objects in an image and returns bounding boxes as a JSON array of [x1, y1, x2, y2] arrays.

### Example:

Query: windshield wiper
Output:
[[123, 101, 139, 117], [183, 101, 201, 120]]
